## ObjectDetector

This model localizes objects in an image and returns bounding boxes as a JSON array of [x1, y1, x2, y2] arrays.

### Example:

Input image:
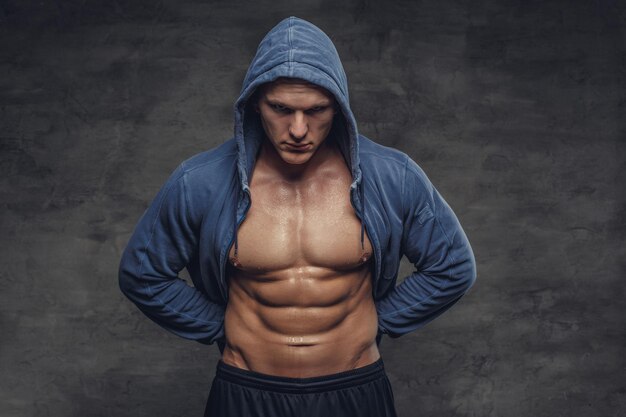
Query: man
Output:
[[119, 16, 476, 417]]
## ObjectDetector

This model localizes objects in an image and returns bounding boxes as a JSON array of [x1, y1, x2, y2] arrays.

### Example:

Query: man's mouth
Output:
[[285, 143, 311, 150]]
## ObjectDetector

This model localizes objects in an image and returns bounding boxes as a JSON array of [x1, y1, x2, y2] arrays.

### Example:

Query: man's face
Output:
[[256, 80, 336, 165]]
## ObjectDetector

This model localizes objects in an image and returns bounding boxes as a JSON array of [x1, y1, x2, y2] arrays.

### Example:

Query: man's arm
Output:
[[118, 163, 225, 344], [375, 155, 476, 338]]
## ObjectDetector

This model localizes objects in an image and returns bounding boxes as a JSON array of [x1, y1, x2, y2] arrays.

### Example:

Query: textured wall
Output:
[[1, 1, 624, 416]]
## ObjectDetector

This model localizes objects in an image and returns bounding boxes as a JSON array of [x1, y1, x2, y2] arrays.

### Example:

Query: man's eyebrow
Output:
[[264, 98, 287, 106], [265, 98, 332, 108], [308, 101, 332, 108]]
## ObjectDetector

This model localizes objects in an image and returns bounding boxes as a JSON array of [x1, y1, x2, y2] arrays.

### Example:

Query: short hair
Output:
[[252, 77, 335, 103]]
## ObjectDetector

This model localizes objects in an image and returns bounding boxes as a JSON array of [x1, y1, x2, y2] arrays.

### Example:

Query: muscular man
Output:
[[119, 17, 476, 417]]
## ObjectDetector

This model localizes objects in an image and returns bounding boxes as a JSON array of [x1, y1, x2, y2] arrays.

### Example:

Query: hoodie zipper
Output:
[[219, 188, 251, 301], [350, 184, 380, 291]]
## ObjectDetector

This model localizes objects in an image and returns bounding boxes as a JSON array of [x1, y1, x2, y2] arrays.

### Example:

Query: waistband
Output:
[[215, 358, 386, 394]]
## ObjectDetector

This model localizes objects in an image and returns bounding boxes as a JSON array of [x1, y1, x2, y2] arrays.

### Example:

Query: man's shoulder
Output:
[[358, 135, 410, 170], [163, 138, 238, 198], [357, 135, 436, 200], [179, 138, 238, 178]]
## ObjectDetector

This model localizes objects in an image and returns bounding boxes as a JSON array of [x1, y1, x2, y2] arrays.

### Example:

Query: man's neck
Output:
[[256, 136, 341, 183]]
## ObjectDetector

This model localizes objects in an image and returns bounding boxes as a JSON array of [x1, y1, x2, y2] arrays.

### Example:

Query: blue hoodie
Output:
[[118, 17, 476, 353]]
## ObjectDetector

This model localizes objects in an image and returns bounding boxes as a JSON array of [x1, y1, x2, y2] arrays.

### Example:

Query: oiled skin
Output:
[[222, 139, 380, 378]]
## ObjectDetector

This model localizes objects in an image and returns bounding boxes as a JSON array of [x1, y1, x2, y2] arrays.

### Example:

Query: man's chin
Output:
[[278, 150, 314, 165], [281, 156, 312, 165]]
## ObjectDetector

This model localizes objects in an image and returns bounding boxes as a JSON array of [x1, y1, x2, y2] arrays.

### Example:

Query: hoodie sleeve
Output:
[[118, 163, 225, 344], [375, 156, 476, 338]]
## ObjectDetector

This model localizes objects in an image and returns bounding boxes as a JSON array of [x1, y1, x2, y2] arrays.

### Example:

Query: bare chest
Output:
[[229, 174, 372, 273]]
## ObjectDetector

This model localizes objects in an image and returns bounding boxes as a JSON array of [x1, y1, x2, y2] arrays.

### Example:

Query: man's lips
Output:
[[285, 142, 311, 149]]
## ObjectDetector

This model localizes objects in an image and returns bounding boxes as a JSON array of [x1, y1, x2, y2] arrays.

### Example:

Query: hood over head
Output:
[[231, 16, 366, 255]]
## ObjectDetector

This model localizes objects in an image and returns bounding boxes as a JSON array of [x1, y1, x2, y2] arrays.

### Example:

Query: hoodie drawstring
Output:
[[233, 187, 239, 258], [359, 172, 365, 251]]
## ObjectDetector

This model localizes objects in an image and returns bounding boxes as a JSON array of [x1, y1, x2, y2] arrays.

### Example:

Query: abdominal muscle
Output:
[[221, 262, 381, 378]]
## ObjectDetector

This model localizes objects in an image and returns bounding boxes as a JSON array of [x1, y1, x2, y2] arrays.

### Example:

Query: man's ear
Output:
[[250, 87, 262, 113], [252, 95, 262, 113]]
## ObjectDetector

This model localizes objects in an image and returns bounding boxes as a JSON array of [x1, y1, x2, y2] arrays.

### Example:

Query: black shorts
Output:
[[204, 357, 397, 417]]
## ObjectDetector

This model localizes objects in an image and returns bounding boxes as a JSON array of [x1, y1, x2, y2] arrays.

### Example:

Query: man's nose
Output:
[[289, 112, 308, 140]]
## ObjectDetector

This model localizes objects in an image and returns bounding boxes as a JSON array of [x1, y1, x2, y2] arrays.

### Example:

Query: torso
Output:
[[222, 143, 380, 378]]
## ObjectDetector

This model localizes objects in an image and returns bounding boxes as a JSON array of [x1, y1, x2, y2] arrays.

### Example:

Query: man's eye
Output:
[[307, 106, 326, 114], [271, 104, 290, 113]]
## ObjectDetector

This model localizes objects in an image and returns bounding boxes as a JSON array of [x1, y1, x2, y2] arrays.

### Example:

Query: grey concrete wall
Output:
[[1, 1, 624, 416]]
